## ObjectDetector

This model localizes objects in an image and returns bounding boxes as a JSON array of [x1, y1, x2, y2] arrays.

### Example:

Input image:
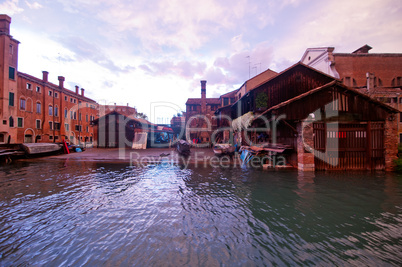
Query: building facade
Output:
[[185, 81, 220, 144], [0, 14, 98, 144], [301, 45, 402, 141]]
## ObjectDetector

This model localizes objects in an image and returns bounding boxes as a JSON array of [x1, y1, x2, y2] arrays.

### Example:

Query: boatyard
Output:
[[1, 3, 402, 266]]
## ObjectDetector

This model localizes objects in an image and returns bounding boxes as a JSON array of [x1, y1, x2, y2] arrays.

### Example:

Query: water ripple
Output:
[[0, 162, 401, 266]]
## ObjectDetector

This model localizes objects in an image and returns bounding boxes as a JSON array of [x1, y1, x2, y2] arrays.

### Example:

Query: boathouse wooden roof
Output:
[[254, 80, 398, 122], [92, 110, 157, 127], [185, 98, 221, 105]]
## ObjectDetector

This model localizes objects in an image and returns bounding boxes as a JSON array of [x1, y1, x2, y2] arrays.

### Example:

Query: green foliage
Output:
[[398, 144, 402, 154], [136, 112, 148, 120], [255, 92, 268, 109], [394, 158, 402, 173]]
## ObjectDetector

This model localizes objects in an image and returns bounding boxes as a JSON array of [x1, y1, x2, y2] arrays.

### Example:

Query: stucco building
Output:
[[0, 14, 98, 144]]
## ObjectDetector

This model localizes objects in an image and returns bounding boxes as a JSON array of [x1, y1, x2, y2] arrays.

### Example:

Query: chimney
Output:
[[81, 88, 85, 97], [0, 15, 11, 35], [366, 72, 375, 92], [75, 85, 79, 94], [201, 80, 206, 99], [42, 71, 49, 82], [58, 76, 65, 88], [201, 80, 207, 114]]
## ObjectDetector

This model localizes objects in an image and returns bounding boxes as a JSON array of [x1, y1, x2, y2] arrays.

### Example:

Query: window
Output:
[[55, 106, 59, 117], [344, 77, 351, 86], [86, 114, 88, 122], [9, 67, 15, 80], [9, 44, 13, 54], [9, 117, 14, 127], [49, 121, 53, 130], [223, 98, 229, 106], [54, 122, 60, 130], [70, 111, 73, 119], [36, 86, 41, 93], [48, 91, 53, 97], [75, 125, 82, 132], [65, 123, 69, 131], [0, 133, 4, 143], [17, 117, 23, 128], [49, 135, 53, 140], [74, 99, 77, 104], [64, 108, 68, 118], [36, 119, 41, 129], [70, 98, 73, 103], [79, 112, 82, 121], [54, 92, 58, 98], [9, 92, 14, 106], [20, 98, 26, 110], [86, 126, 89, 132], [74, 112, 77, 120], [65, 96, 68, 101], [26, 83, 32, 90], [49, 105, 53, 116], [36, 102, 41, 114]]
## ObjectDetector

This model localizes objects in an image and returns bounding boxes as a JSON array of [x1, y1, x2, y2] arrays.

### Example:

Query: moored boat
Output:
[[21, 143, 63, 155], [213, 144, 235, 156], [177, 140, 191, 156]]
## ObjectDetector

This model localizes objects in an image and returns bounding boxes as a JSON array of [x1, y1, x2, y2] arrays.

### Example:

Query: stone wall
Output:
[[296, 121, 315, 171], [384, 114, 398, 171]]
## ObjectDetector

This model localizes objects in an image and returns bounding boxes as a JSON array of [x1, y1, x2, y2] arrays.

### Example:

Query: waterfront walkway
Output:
[[35, 147, 220, 165]]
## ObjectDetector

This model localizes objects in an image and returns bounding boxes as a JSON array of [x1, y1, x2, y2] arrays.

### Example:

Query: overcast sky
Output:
[[2, 0, 401, 123]]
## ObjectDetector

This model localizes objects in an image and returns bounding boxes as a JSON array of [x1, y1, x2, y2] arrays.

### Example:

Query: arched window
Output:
[[36, 101, 41, 114], [9, 116, 14, 127], [392, 77, 402, 87], [20, 98, 26, 111], [49, 105, 53, 116]]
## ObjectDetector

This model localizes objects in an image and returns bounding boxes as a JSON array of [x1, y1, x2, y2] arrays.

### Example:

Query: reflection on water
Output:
[[0, 161, 401, 266]]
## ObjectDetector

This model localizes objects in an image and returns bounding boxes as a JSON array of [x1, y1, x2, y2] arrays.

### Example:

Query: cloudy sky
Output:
[[2, 0, 401, 123]]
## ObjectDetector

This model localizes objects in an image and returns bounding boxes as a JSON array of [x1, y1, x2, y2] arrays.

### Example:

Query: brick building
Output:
[[301, 45, 402, 141], [0, 14, 98, 144], [185, 81, 220, 143], [100, 104, 137, 118]]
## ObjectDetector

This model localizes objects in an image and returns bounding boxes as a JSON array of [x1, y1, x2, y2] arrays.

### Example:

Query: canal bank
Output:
[[20, 147, 292, 169]]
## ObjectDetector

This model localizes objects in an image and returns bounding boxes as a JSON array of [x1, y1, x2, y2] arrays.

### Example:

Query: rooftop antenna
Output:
[[246, 56, 250, 79], [256, 62, 262, 74]]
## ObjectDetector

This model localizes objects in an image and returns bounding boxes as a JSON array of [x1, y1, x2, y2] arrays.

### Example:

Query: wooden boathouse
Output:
[[252, 80, 398, 171], [220, 63, 399, 171], [92, 111, 174, 148]]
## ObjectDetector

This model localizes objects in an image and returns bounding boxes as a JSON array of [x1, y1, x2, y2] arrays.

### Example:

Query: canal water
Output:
[[0, 161, 401, 266]]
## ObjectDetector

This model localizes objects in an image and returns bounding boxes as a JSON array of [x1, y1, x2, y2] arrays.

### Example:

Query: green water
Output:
[[0, 161, 401, 266]]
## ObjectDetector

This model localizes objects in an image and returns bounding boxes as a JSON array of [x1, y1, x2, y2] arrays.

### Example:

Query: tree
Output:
[[136, 112, 148, 120], [255, 92, 268, 109]]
